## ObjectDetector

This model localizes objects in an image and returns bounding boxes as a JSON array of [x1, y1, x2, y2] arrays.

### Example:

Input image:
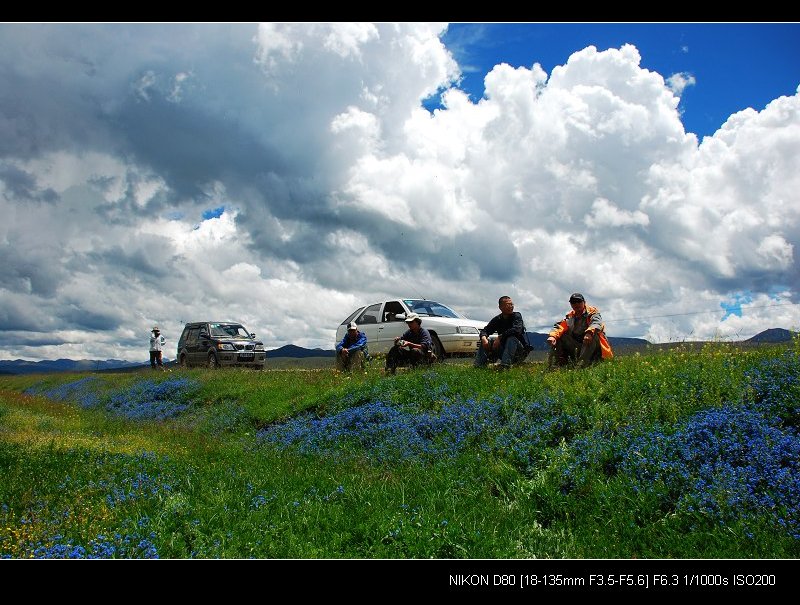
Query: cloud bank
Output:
[[0, 23, 797, 361]]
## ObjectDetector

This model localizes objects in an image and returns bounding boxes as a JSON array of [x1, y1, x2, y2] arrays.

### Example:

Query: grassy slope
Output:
[[0, 341, 798, 559]]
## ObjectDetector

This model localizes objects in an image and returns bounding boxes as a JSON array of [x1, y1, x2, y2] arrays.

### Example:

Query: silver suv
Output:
[[177, 322, 266, 369]]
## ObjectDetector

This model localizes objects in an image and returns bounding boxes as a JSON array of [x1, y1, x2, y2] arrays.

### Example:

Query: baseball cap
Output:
[[405, 312, 421, 323], [569, 293, 585, 303], [347, 321, 358, 330]]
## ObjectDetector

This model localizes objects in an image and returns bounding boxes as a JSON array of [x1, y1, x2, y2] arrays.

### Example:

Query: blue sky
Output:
[[437, 23, 800, 138], [0, 23, 798, 361]]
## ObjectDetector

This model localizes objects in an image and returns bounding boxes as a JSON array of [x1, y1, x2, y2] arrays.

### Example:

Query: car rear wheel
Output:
[[179, 354, 188, 369], [207, 352, 219, 369], [431, 334, 445, 362]]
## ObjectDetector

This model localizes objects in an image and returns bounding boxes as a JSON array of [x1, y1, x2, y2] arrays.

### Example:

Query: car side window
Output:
[[383, 301, 405, 322], [187, 328, 200, 344], [358, 303, 381, 325], [341, 307, 365, 326]]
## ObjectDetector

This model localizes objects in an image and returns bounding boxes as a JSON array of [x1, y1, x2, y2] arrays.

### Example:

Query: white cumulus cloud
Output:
[[0, 24, 797, 362], [666, 72, 696, 96]]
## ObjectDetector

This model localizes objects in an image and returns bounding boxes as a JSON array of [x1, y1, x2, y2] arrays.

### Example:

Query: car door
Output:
[[194, 324, 210, 365], [355, 303, 382, 354], [179, 326, 190, 364], [188, 326, 203, 365], [376, 300, 409, 352]]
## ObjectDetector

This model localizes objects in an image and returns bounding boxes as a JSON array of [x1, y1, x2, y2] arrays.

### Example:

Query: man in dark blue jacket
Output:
[[335, 322, 369, 371], [474, 296, 531, 370], [385, 313, 434, 374]]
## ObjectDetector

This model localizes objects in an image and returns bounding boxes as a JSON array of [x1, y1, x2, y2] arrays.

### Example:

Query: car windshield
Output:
[[404, 300, 463, 319], [209, 323, 251, 338]]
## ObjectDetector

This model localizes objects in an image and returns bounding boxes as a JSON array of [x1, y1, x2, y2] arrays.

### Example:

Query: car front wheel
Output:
[[207, 352, 219, 369]]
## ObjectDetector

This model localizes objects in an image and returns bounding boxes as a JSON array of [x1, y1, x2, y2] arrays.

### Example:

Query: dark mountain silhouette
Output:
[[526, 332, 650, 350], [269, 344, 335, 358], [745, 328, 797, 343], [0, 358, 145, 375]]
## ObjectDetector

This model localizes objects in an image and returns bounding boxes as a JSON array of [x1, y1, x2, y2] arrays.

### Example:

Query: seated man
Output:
[[547, 293, 613, 369], [474, 296, 531, 370], [335, 321, 369, 371], [385, 313, 434, 374]]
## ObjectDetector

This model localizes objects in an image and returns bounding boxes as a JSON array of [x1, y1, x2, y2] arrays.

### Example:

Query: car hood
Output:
[[421, 317, 488, 330], [215, 336, 263, 345]]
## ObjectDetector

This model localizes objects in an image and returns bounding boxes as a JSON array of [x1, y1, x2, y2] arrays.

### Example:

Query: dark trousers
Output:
[[385, 346, 430, 374], [548, 332, 600, 368], [474, 336, 527, 368], [150, 350, 163, 368]]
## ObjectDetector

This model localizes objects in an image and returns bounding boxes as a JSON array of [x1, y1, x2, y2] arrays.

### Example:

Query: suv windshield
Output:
[[209, 323, 251, 338], [403, 300, 462, 319]]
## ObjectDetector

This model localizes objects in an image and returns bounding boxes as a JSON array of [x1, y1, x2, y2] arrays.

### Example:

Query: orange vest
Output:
[[549, 305, 614, 359]]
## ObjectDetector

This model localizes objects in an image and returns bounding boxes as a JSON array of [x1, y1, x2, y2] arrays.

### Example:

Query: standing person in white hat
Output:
[[149, 326, 166, 370]]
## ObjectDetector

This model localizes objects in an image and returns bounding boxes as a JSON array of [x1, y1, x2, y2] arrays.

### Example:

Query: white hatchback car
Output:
[[335, 299, 488, 359]]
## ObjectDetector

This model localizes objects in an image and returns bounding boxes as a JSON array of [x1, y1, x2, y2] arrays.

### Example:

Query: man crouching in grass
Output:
[[335, 321, 369, 372]]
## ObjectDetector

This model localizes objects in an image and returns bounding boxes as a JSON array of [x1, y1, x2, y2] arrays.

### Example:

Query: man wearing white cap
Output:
[[335, 321, 369, 371], [385, 313, 434, 374], [149, 326, 166, 370]]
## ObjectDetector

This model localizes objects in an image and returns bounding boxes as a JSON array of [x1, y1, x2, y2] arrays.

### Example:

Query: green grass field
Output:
[[1, 340, 798, 559]]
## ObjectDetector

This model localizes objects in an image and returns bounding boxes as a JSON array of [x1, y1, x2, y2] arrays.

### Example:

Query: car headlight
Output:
[[456, 326, 479, 334], [218, 343, 236, 351], [254, 344, 265, 351]]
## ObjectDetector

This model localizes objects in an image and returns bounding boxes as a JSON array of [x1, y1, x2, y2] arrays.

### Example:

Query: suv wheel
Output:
[[207, 352, 219, 369], [179, 354, 188, 369]]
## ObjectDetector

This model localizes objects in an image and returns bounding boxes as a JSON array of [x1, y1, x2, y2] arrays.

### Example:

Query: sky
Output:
[[0, 22, 798, 362]]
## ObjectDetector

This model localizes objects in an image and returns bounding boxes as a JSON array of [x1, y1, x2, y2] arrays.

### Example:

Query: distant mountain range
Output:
[[744, 328, 797, 343], [0, 358, 145, 375], [269, 344, 335, 358], [1, 329, 795, 375], [526, 332, 650, 350]]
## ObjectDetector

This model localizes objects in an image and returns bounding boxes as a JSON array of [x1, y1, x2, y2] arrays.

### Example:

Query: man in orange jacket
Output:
[[546, 293, 613, 369]]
